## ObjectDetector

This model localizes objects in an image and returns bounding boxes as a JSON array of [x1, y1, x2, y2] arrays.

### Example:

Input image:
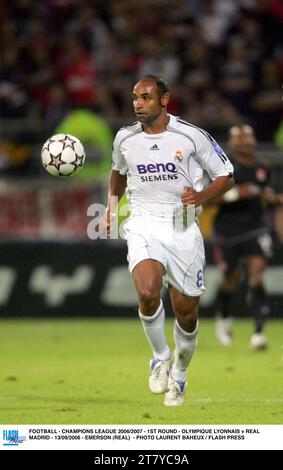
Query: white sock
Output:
[[138, 300, 171, 361], [171, 319, 199, 382]]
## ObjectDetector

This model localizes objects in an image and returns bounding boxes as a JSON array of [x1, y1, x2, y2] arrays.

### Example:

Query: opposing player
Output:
[[104, 75, 234, 406], [213, 125, 273, 350]]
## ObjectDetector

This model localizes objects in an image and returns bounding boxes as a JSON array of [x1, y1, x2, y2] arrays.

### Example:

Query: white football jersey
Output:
[[112, 114, 233, 219]]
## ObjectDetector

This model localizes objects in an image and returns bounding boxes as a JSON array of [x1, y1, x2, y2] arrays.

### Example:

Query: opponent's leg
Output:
[[246, 256, 269, 350], [164, 287, 199, 406], [133, 260, 171, 393], [214, 244, 240, 345], [216, 267, 240, 346]]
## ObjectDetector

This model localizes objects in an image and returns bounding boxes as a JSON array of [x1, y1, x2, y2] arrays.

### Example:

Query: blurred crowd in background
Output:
[[1, 0, 283, 137], [0, 0, 283, 179]]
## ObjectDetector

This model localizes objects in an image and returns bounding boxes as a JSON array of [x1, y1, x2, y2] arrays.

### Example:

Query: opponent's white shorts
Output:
[[123, 215, 206, 297]]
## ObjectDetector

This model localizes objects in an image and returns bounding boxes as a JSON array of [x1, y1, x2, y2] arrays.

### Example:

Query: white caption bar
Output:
[[1, 425, 282, 450]]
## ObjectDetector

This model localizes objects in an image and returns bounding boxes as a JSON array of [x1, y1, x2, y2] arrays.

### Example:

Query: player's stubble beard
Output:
[[135, 105, 165, 127]]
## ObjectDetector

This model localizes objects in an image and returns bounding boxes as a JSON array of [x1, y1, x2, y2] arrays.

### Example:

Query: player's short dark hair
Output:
[[141, 74, 169, 97]]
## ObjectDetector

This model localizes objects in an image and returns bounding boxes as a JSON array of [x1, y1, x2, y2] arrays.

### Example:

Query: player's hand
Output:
[[101, 209, 116, 238], [181, 186, 203, 207]]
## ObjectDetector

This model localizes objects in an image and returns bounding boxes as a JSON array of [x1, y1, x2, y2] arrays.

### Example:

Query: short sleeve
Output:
[[194, 130, 234, 181], [111, 133, 128, 175]]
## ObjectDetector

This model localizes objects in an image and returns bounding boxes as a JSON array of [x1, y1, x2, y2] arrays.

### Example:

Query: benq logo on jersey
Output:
[[137, 162, 178, 182]]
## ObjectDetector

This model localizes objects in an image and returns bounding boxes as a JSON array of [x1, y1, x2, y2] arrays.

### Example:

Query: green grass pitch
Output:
[[0, 318, 282, 425]]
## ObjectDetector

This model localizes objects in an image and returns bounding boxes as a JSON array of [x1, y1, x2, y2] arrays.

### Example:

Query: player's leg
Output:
[[214, 245, 240, 345], [245, 255, 269, 349], [164, 287, 199, 406], [169, 287, 199, 374], [162, 222, 205, 405], [132, 259, 171, 393]]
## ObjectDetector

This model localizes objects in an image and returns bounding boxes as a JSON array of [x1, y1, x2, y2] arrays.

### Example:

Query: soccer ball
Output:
[[41, 133, 85, 177]]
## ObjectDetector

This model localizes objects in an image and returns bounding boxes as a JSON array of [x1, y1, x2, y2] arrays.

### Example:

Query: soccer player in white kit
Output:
[[104, 75, 234, 406]]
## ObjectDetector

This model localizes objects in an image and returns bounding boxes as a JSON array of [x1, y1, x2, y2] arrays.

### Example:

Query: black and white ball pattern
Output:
[[41, 133, 85, 177]]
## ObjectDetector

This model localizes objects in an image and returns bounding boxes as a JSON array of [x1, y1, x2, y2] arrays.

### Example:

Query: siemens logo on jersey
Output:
[[137, 162, 178, 182]]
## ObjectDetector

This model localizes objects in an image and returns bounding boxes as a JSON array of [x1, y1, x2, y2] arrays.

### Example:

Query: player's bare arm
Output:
[[182, 175, 234, 207], [103, 170, 127, 236], [203, 181, 261, 206], [108, 169, 127, 201]]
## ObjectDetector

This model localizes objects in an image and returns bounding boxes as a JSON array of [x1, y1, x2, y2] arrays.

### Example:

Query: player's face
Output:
[[132, 80, 168, 124], [229, 127, 257, 155]]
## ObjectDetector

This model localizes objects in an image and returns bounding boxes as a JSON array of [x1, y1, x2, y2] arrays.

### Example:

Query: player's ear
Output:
[[160, 93, 170, 108]]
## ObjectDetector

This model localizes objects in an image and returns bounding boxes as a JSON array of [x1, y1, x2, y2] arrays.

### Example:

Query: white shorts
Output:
[[123, 215, 206, 297]]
